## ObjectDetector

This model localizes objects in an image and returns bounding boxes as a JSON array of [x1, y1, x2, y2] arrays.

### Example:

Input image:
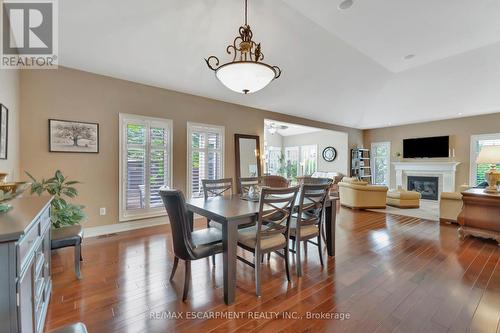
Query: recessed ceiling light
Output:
[[458, 112, 463, 116], [403, 54, 415, 60], [338, 0, 354, 10]]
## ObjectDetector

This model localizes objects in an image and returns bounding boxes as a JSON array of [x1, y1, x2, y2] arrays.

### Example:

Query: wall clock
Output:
[[322, 146, 337, 162]]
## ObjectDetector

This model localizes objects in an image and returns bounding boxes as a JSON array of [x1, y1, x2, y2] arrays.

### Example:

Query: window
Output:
[[187, 122, 224, 198], [284, 146, 299, 179], [119, 114, 172, 221], [299, 145, 317, 176], [283, 145, 317, 178], [371, 142, 391, 185], [470, 133, 500, 186], [265, 146, 282, 175]]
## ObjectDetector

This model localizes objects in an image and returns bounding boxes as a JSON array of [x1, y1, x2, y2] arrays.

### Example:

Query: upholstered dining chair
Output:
[[260, 175, 289, 188], [289, 184, 330, 277], [238, 177, 263, 195], [159, 188, 223, 301], [236, 186, 299, 296]]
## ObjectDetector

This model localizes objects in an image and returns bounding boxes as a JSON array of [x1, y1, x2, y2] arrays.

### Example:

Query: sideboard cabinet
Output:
[[0, 196, 52, 333]]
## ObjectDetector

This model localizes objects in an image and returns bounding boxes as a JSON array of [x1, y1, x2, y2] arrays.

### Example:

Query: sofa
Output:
[[439, 185, 471, 223], [338, 177, 388, 209]]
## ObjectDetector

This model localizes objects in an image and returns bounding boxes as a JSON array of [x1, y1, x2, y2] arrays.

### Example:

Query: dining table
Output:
[[185, 194, 339, 305]]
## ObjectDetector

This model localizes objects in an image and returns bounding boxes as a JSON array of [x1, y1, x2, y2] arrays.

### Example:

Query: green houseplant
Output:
[[26, 170, 85, 228]]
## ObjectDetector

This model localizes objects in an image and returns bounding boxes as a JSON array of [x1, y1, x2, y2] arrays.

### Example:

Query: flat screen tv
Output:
[[403, 136, 449, 158]]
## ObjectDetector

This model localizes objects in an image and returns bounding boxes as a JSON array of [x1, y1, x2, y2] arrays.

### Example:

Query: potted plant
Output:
[[25, 170, 85, 228]]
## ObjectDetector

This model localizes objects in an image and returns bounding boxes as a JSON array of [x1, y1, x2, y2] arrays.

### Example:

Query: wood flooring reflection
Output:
[[45, 208, 500, 333]]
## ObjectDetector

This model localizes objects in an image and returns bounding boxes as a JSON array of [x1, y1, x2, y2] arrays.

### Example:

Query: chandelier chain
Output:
[[245, 0, 248, 26]]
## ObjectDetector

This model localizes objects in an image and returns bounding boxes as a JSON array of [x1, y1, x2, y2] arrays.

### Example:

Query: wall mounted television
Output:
[[403, 136, 449, 158]]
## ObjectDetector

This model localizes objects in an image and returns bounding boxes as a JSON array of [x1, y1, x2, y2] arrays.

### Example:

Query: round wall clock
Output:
[[322, 147, 337, 162]]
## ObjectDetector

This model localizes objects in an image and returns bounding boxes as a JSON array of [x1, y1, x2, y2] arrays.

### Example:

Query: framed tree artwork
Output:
[[49, 119, 99, 153], [0, 104, 8, 159]]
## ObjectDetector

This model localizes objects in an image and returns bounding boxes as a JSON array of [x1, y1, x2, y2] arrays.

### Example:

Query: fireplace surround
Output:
[[393, 161, 460, 197]]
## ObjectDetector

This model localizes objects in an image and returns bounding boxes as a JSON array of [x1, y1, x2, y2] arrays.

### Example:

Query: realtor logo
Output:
[[1, 0, 58, 68]]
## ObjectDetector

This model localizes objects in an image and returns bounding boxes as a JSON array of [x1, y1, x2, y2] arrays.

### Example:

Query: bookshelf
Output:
[[351, 148, 372, 183]]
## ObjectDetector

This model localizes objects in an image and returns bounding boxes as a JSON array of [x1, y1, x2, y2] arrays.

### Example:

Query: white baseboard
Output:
[[83, 217, 169, 238]]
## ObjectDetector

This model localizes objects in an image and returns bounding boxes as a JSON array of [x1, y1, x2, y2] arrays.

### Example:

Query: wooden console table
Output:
[[457, 188, 500, 244]]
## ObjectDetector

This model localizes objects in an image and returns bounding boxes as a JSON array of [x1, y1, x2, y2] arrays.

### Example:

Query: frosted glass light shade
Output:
[[215, 62, 276, 94], [476, 145, 500, 164]]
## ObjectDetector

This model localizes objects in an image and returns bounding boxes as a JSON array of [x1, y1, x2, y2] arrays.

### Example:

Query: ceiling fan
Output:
[[266, 123, 288, 135]]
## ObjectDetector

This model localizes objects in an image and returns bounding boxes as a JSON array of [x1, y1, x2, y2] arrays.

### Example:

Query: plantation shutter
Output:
[[188, 123, 224, 198], [120, 114, 172, 221]]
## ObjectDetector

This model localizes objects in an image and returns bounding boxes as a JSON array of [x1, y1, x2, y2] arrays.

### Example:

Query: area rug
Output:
[[367, 200, 439, 221]]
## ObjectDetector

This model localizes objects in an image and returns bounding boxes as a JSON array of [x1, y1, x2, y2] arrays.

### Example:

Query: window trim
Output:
[[119, 113, 173, 222], [186, 122, 225, 198], [469, 133, 500, 186], [371, 141, 391, 186]]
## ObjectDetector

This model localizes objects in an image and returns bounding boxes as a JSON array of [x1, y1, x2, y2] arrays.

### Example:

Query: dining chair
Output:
[[159, 188, 223, 301], [236, 186, 299, 296], [201, 178, 233, 264], [296, 177, 333, 244], [201, 178, 233, 229], [238, 177, 263, 195], [260, 175, 289, 188], [289, 183, 330, 277], [202, 178, 233, 199]]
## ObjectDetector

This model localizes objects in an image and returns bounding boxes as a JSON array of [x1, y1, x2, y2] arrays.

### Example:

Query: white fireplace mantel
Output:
[[392, 161, 461, 193]]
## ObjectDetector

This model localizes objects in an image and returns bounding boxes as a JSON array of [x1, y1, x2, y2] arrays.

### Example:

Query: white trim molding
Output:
[[393, 161, 460, 193]]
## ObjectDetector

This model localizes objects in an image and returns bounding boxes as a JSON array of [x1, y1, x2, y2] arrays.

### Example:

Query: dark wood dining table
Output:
[[185, 194, 339, 305]]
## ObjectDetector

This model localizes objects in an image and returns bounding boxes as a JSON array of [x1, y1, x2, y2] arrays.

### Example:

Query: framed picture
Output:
[[0, 104, 8, 159], [49, 119, 99, 153]]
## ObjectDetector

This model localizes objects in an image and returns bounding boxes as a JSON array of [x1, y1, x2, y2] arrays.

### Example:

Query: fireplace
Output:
[[407, 176, 439, 200]]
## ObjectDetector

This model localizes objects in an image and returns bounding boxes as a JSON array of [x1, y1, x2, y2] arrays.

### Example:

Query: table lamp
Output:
[[476, 145, 500, 193]]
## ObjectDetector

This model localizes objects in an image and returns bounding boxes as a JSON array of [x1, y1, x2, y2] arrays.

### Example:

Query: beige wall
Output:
[[20, 67, 362, 227], [0, 69, 20, 181], [363, 113, 500, 190]]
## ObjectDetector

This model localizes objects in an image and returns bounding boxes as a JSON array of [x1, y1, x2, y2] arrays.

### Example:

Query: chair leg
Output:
[[182, 260, 191, 302], [284, 248, 291, 282], [255, 250, 261, 297], [317, 234, 324, 267], [292, 239, 296, 251], [212, 254, 216, 266], [169, 256, 179, 281], [206, 218, 211, 228], [74, 243, 82, 279], [267, 252, 271, 261], [296, 237, 302, 277], [261, 254, 264, 263]]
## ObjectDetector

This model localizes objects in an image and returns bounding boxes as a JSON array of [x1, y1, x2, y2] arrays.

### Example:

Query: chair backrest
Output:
[[159, 188, 195, 260], [296, 184, 330, 231], [299, 177, 333, 186], [260, 175, 289, 188], [255, 186, 299, 245], [238, 177, 262, 195], [202, 178, 233, 199]]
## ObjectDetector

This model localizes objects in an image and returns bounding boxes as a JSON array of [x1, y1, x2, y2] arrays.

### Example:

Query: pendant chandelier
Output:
[[205, 0, 281, 94]]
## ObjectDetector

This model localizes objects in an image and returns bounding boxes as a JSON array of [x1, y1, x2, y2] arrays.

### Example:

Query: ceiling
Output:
[[264, 120, 323, 137], [58, 0, 500, 129]]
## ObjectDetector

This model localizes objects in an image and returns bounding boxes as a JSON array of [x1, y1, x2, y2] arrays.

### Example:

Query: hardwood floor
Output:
[[45, 208, 500, 333]]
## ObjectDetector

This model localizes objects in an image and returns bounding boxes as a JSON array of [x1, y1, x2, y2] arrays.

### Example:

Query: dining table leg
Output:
[[222, 221, 238, 305], [324, 200, 337, 257]]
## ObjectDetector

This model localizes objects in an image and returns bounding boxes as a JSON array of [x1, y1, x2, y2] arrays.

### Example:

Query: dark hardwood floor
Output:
[[45, 208, 500, 333]]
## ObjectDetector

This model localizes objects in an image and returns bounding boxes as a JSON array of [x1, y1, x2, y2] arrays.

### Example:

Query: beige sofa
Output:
[[338, 177, 388, 209], [439, 185, 470, 223]]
